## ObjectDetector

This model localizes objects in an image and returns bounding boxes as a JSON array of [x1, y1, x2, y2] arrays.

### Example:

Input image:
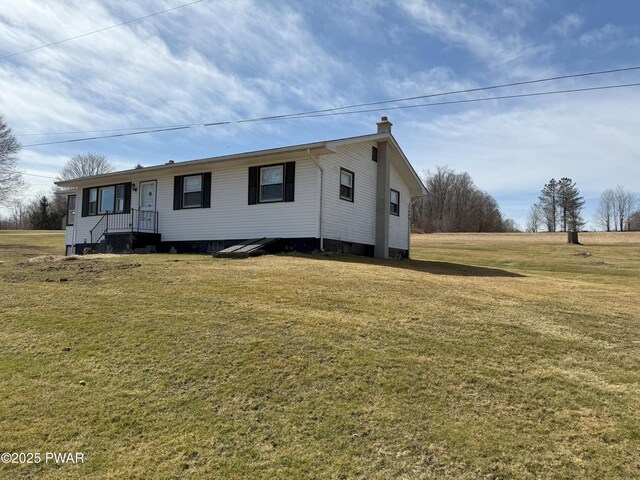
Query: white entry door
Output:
[[139, 181, 156, 231]]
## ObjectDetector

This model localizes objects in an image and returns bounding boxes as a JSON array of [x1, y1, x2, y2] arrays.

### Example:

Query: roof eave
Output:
[[54, 141, 335, 187], [386, 134, 427, 196]]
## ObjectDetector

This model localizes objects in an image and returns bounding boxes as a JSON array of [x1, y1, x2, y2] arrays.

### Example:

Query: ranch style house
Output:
[[55, 117, 426, 259]]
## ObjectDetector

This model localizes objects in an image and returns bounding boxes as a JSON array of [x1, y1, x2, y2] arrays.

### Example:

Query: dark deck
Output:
[[213, 238, 280, 258]]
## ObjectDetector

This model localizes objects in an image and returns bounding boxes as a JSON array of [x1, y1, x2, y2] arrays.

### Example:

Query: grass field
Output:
[[1, 231, 639, 479]]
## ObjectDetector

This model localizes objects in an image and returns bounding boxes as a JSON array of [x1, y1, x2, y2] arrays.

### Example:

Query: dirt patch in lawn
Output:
[[7, 256, 142, 283], [18, 254, 120, 265]]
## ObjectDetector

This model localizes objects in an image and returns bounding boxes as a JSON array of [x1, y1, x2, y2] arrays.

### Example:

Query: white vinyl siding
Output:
[[68, 138, 416, 254], [389, 163, 410, 250], [160, 158, 317, 241], [320, 142, 377, 246], [72, 157, 318, 244], [65, 225, 74, 246]]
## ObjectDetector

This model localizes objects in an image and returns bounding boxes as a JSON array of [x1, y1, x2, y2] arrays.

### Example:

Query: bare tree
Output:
[[412, 166, 509, 233], [10, 199, 30, 229], [58, 152, 114, 181], [525, 203, 543, 232], [629, 210, 640, 231], [501, 218, 521, 232], [612, 185, 636, 231], [593, 189, 615, 232], [49, 187, 69, 227], [0, 114, 24, 207]]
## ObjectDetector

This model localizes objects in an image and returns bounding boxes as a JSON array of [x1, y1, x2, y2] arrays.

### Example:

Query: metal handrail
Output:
[[90, 209, 158, 244], [90, 213, 108, 244]]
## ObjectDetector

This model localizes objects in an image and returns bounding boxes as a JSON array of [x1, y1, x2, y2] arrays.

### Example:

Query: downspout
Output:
[[407, 199, 412, 259], [307, 148, 324, 251], [71, 187, 79, 255]]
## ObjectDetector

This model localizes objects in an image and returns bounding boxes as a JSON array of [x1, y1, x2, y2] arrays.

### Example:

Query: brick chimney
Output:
[[376, 116, 392, 134]]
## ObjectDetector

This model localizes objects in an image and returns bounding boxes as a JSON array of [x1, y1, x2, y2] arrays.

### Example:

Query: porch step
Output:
[[213, 238, 280, 258], [101, 232, 162, 254]]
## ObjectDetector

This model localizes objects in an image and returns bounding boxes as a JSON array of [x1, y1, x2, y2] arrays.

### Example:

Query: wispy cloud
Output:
[[579, 23, 640, 51], [0, 1, 352, 137], [401, 88, 640, 225], [1, 0, 639, 225], [376, 64, 472, 99], [548, 13, 584, 37], [395, 0, 549, 70]]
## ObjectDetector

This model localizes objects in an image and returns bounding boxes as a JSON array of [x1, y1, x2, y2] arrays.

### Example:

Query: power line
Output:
[[22, 172, 57, 179], [282, 65, 640, 116], [0, 0, 205, 61], [306, 82, 640, 117], [15, 64, 640, 138], [23, 81, 640, 148]]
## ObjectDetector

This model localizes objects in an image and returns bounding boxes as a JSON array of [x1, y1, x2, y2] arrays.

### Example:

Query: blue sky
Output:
[[1, 0, 639, 227]]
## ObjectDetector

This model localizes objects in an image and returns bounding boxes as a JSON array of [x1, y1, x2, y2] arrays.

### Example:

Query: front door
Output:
[[139, 181, 156, 231]]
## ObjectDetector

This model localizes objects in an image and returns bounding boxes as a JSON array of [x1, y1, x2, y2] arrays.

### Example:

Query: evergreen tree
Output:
[[29, 196, 51, 230], [538, 179, 558, 232], [558, 178, 585, 231], [538, 178, 585, 232]]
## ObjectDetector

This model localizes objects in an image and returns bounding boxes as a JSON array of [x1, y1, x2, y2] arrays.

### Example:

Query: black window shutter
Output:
[[123, 183, 132, 213], [202, 172, 212, 208], [284, 161, 295, 202], [173, 176, 183, 210], [248, 166, 258, 205], [372, 146, 378, 162], [81, 188, 90, 217]]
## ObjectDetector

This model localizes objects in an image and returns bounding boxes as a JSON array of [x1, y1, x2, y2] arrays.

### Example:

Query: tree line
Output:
[[1, 113, 117, 229], [593, 186, 637, 231], [2, 112, 639, 232], [0, 152, 115, 230], [526, 179, 638, 232], [411, 166, 519, 233]]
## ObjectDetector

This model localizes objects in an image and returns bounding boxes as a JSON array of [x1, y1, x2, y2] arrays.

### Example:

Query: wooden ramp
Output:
[[213, 238, 280, 258]]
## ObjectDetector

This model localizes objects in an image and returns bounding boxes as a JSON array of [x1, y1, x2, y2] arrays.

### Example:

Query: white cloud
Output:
[[398, 88, 640, 225], [0, 1, 353, 139], [548, 13, 584, 37], [395, 0, 550, 70], [579, 24, 640, 50], [377, 65, 472, 99]]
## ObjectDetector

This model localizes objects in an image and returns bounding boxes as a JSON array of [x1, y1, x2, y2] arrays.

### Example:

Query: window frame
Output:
[[390, 189, 400, 216], [88, 187, 98, 216], [87, 183, 128, 216], [258, 163, 285, 203], [98, 185, 116, 214], [66, 195, 76, 226], [339, 168, 354, 202], [115, 184, 125, 213], [182, 174, 203, 209]]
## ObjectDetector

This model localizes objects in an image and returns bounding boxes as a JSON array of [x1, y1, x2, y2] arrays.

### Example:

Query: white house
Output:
[[56, 117, 426, 259]]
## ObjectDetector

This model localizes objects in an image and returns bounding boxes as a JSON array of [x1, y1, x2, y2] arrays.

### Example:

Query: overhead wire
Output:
[[22, 81, 640, 148], [0, 0, 205, 60], [22, 172, 58, 179], [15, 64, 640, 138]]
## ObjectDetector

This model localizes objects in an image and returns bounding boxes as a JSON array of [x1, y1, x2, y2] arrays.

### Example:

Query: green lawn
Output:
[[1, 232, 639, 479]]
